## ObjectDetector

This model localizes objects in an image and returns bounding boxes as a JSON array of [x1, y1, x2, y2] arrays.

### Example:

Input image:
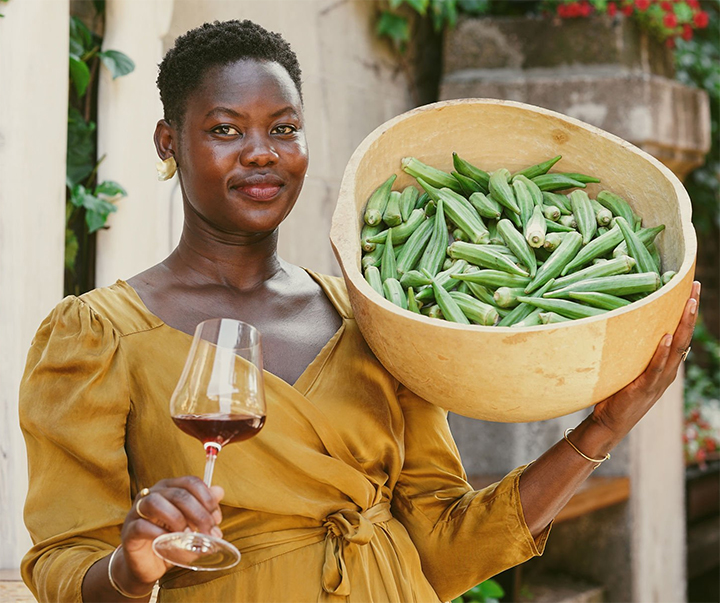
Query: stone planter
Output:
[[440, 15, 710, 180]]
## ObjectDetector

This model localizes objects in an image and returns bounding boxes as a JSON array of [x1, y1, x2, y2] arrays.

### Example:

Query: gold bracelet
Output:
[[563, 427, 610, 469], [107, 546, 155, 599]]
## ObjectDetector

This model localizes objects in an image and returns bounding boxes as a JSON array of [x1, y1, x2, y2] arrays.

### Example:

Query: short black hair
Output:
[[157, 19, 303, 127]]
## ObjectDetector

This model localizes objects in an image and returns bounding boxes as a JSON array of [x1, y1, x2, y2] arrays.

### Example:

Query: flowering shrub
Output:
[[683, 322, 720, 468], [541, 0, 711, 45], [684, 398, 720, 468]]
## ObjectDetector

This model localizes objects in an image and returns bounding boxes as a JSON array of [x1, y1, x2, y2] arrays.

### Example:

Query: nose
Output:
[[240, 130, 279, 167]]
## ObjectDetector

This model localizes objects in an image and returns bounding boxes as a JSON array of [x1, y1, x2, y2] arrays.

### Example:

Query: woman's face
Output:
[[172, 59, 308, 237]]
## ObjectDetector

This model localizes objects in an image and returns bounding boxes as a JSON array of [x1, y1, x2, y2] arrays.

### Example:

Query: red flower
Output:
[[635, 0, 651, 10], [663, 12, 678, 27], [704, 437, 717, 452], [660, 0, 673, 10], [579, 0, 592, 16], [622, 3, 634, 16], [568, 2, 582, 17], [693, 10, 709, 28], [557, 3, 569, 17], [608, 1, 618, 16], [682, 23, 694, 40], [666, 36, 676, 48], [687, 0, 700, 8]]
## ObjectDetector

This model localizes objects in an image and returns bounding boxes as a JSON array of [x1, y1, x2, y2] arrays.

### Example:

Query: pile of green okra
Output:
[[360, 154, 676, 327]]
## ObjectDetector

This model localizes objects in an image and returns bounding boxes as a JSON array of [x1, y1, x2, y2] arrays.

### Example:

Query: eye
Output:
[[272, 124, 298, 135], [212, 125, 240, 136]]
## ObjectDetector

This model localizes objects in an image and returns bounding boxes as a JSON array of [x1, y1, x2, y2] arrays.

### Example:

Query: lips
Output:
[[230, 174, 284, 201]]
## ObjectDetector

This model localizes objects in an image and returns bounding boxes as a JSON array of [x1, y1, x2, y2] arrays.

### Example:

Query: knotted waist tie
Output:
[[321, 501, 392, 596]]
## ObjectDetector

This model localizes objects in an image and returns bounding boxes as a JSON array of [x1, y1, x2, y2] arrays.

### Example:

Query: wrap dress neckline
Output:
[[117, 267, 351, 396]]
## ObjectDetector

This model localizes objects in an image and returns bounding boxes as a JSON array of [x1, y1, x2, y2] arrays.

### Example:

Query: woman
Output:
[[20, 19, 700, 603]]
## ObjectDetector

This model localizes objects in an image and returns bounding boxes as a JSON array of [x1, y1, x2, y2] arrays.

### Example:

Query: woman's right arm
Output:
[[20, 297, 224, 602], [82, 480, 224, 601]]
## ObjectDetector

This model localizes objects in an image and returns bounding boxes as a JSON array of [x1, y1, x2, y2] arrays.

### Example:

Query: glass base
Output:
[[152, 532, 241, 571]]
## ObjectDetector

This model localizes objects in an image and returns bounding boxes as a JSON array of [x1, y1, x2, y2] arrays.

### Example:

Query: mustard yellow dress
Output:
[[20, 271, 549, 603]]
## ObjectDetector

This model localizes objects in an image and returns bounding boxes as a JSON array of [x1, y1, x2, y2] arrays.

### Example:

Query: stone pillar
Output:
[[441, 15, 709, 603], [0, 0, 69, 569], [95, 0, 175, 287]]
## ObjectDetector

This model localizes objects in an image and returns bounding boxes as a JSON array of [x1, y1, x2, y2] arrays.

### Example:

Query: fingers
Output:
[[664, 280, 701, 375], [130, 477, 223, 538], [635, 281, 701, 391]]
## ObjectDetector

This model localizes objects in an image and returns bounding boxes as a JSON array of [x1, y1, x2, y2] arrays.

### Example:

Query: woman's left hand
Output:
[[590, 280, 701, 447]]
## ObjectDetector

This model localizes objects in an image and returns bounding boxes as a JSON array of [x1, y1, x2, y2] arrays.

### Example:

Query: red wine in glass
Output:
[[152, 318, 266, 571], [173, 413, 266, 447]]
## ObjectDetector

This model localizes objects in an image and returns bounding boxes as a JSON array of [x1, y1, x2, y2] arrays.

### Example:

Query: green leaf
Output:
[[479, 579, 505, 599], [69, 54, 91, 97], [65, 228, 79, 271], [405, 0, 430, 14], [66, 108, 96, 187], [95, 180, 127, 199], [98, 49, 135, 79], [376, 10, 410, 46], [70, 16, 93, 52]]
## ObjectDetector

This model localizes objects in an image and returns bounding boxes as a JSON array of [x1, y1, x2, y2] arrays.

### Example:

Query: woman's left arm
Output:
[[519, 281, 701, 536]]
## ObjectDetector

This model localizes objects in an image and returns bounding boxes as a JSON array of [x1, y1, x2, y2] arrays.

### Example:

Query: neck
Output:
[[166, 220, 284, 292]]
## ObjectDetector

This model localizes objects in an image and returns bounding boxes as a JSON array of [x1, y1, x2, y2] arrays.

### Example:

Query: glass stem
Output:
[[203, 444, 221, 487]]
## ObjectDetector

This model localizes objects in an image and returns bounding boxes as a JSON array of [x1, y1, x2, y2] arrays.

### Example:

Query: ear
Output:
[[154, 119, 177, 162]]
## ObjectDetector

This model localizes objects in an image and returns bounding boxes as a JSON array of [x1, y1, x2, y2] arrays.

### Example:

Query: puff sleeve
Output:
[[390, 385, 551, 602], [19, 296, 132, 603]]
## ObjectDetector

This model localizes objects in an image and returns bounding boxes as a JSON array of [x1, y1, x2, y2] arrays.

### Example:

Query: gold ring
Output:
[[135, 488, 152, 521], [681, 346, 691, 362]]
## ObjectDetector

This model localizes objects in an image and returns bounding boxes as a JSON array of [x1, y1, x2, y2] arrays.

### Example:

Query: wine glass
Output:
[[152, 318, 266, 571]]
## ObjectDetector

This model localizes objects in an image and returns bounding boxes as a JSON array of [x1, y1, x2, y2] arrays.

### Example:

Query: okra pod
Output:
[[539, 311, 571, 324], [402, 156, 463, 193], [512, 178, 535, 227], [383, 277, 408, 310], [489, 168, 521, 214], [452, 152, 490, 192], [415, 260, 468, 304], [569, 190, 597, 244], [364, 265, 383, 296], [561, 224, 624, 274], [451, 269, 531, 289], [615, 217, 659, 275], [596, 190, 635, 226], [417, 199, 448, 277], [542, 192, 572, 214], [469, 192, 502, 220], [424, 269, 470, 324], [525, 205, 547, 249], [407, 287, 421, 314], [399, 186, 419, 222], [525, 231, 583, 293], [452, 171, 485, 197], [510, 308, 543, 328], [497, 219, 537, 277], [590, 198, 613, 227], [543, 204, 561, 222], [511, 155, 562, 180], [545, 272, 661, 299], [400, 270, 432, 290], [612, 224, 666, 258], [567, 291, 632, 311], [448, 291, 499, 326], [494, 286, 526, 309], [395, 216, 434, 275], [361, 223, 384, 252], [531, 174, 587, 192], [449, 241, 529, 277], [368, 208, 426, 246], [512, 174, 544, 207], [516, 296, 606, 320], [380, 229, 398, 282], [551, 255, 636, 290], [383, 190, 403, 227], [364, 174, 397, 226]]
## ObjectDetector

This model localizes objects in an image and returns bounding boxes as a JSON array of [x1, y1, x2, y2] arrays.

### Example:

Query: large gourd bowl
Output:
[[329, 99, 696, 422]]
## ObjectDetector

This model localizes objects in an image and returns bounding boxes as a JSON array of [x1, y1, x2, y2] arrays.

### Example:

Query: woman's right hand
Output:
[[114, 477, 225, 589]]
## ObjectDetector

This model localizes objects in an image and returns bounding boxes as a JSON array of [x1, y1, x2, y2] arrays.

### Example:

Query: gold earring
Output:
[[156, 156, 177, 181]]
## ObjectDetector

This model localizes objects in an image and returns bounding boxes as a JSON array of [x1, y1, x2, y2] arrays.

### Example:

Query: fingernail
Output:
[[689, 299, 697, 315], [664, 334, 673, 347], [213, 510, 222, 524], [696, 282, 701, 296], [184, 527, 192, 533], [211, 526, 223, 539]]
